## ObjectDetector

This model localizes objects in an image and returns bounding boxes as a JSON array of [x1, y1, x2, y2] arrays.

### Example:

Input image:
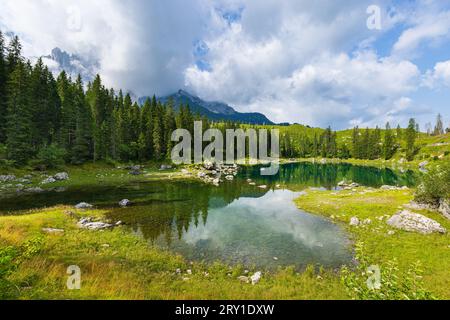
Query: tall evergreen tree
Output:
[[0, 31, 7, 144], [6, 61, 32, 164], [383, 122, 395, 160], [72, 75, 92, 163], [405, 118, 417, 161], [433, 114, 444, 136]]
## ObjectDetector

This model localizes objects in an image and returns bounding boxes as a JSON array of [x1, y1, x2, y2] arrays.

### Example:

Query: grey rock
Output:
[[119, 199, 131, 207], [54, 172, 69, 181], [439, 199, 450, 220], [250, 271, 262, 285], [75, 202, 93, 209], [349, 217, 360, 226], [41, 177, 56, 184], [24, 187, 44, 193], [387, 210, 446, 234], [419, 161, 429, 169], [77, 218, 113, 230], [0, 175, 16, 182]]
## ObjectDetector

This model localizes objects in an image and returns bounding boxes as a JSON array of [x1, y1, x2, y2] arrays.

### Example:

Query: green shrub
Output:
[[341, 242, 435, 300], [30, 144, 66, 170], [0, 236, 44, 299], [415, 161, 450, 206]]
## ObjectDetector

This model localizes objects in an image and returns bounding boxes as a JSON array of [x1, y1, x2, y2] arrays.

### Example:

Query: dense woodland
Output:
[[0, 32, 447, 167]]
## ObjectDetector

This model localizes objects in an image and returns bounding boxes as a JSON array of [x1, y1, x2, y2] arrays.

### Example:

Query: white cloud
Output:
[[424, 60, 450, 88], [184, 1, 422, 128], [392, 7, 450, 56]]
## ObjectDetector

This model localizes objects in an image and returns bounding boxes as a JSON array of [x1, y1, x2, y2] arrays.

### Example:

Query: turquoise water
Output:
[[0, 162, 416, 270]]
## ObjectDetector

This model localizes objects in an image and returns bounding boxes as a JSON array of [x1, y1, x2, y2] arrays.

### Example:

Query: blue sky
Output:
[[0, 0, 449, 129]]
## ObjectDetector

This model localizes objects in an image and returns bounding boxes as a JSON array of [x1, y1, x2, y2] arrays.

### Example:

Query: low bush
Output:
[[415, 161, 450, 206]]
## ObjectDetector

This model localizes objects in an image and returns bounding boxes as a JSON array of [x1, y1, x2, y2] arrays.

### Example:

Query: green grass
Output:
[[295, 188, 450, 298]]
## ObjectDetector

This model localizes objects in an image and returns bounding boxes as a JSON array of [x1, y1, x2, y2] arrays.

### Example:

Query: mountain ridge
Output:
[[139, 90, 275, 125]]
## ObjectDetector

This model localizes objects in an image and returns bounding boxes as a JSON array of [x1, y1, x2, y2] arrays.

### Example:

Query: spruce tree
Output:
[[405, 118, 417, 161], [0, 31, 7, 144], [434, 114, 444, 136], [72, 75, 92, 163], [6, 61, 33, 164], [57, 71, 77, 160], [383, 122, 395, 160]]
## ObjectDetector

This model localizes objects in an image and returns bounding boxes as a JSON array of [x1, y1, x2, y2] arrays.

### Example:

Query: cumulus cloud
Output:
[[424, 60, 450, 88], [184, 1, 422, 128]]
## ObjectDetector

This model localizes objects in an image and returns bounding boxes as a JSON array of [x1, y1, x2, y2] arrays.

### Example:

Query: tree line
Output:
[[0, 32, 205, 166]]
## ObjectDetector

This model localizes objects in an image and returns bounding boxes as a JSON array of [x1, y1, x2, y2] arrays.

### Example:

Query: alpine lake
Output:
[[0, 162, 416, 271]]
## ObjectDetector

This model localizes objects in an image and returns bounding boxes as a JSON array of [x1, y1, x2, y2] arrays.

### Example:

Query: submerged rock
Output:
[[387, 210, 446, 234]]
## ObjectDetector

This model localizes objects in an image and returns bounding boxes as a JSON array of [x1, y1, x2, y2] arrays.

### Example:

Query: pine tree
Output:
[[6, 61, 33, 164], [383, 122, 395, 160], [140, 98, 153, 160], [433, 114, 444, 136], [405, 118, 417, 161], [71, 75, 92, 163], [361, 128, 370, 159], [6, 36, 22, 73], [396, 124, 402, 140], [57, 71, 77, 160], [0, 31, 7, 144], [369, 126, 381, 159], [153, 116, 163, 160], [164, 104, 177, 159], [352, 127, 362, 159]]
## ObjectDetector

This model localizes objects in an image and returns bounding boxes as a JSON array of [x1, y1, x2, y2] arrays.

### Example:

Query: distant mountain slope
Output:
[[41, 47, 99, 82], [139, 90, 274, 125]]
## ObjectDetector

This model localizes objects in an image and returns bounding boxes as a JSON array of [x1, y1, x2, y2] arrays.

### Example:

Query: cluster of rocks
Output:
[[338, 181, 360, 190], [237, 271, 262, 285], [196, 161, 239, 186], [387, 210, 446, 234], [0, 175, 16, 182], [159, 164, 173, 171], [349, 217, 372, 226], [403, 199, 450, 221], [41, 172, 69, 184]]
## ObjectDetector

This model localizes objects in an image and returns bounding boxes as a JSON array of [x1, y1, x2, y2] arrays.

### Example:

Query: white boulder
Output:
[[387, 210, 446, 234]]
